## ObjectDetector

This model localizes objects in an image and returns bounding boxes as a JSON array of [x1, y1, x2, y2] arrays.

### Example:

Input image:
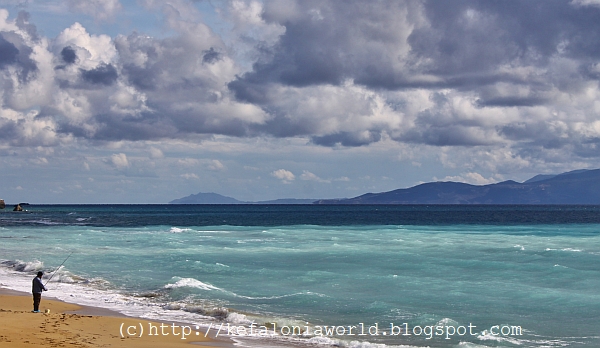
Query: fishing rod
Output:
[[44, 252, 73, 286]]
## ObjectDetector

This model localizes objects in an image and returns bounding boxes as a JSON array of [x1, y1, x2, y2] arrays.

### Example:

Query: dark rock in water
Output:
[[13, 204, 23, 211], [0, 199, 5, 209]]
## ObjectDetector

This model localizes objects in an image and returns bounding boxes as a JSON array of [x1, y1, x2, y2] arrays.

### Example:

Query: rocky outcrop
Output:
[[13, 204, 22, 211]]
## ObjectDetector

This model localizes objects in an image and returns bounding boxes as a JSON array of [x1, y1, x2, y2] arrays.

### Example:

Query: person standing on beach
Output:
[[32, 271, 47, 313]]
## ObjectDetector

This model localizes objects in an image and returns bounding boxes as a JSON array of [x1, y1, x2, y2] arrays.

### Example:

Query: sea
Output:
[[1, 204, 599, 348]]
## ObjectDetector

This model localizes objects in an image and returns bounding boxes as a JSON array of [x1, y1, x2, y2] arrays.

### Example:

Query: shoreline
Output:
[[0, 287, 233, 347]]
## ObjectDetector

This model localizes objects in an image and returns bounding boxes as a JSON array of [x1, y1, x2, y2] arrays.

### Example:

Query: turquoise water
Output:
[[1, 205, 599, 347]]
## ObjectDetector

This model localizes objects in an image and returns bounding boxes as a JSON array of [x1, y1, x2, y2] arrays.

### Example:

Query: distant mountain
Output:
[[523, 169, 590, 183], [523, 174, 557, 184], [315, 169, 600, 204], [169, 192, 317, 204]]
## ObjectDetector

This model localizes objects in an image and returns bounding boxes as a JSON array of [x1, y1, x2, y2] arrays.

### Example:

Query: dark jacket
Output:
[[32, 276, 47, 294]]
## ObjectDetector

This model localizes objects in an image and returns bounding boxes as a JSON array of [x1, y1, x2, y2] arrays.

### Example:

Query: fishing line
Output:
[[44, 251, 73, 286]]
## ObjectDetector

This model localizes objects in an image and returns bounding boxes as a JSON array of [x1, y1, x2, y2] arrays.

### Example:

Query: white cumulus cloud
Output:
[[300, 170, 330, 183], [109, 153, 129, 169], [208, 159, 225, 171], [271, 169, 295, 183]]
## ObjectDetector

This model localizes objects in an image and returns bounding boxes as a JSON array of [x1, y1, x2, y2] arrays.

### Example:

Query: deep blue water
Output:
[[4, 204, 600, 226]]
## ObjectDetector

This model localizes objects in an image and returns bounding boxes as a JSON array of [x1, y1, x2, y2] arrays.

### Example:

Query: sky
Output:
[[2, 0, 600, 203]]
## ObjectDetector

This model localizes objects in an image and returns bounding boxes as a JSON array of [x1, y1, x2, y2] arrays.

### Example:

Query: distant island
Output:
[[169, 192, 317, 204], [171, 169, 600, 205]]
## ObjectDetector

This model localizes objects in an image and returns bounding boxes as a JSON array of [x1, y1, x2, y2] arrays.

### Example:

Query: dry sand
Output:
[[0, 288, 229, 347]]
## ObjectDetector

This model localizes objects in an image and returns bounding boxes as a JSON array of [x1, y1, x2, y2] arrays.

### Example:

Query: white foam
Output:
[[17, 259, 44, 272], [164, 277, 221, 291], [226, 311, 250, 324], [345, 341, 392, 348], [169, 227, 192, 233], [230, 332, 418, 348], [436, 317, 460, 327], [477, 331, 524, 345], [457, 343, 494, 347], [306, 336, 341, 345], [545, 247, 583, 252]]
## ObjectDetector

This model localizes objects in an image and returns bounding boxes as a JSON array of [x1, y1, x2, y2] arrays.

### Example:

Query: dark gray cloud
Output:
[[229, 0, 600, 97], [0, 34, 19, 68], [115, 33, 159, 91], [311, 131, 382, 147], [476, 97, 548, 108], [0, 118, 18, 140], [0, 29, 37, 83], [202, 47, 221, 64], [400, 125, 495, 147], [230, 0, 415, 101], [81, 63, 118, 85], [0, 31, 37, 80], [60, 46, 77, 64], [498, 122, 573, 150], [15, 10, 38, 41]]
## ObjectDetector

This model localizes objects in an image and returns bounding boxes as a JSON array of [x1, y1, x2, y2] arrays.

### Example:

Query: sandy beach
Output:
[[0, 288, 227, 347]]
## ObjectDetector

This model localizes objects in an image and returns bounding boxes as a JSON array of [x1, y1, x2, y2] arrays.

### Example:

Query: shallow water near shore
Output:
[[1, 205, 599, 347]]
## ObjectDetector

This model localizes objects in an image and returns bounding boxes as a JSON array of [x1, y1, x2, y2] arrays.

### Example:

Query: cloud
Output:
[[312, 131, 382, 147], [435, 172, 503, 186], [30, 157, 48, 165], [60, 46, 77, 64], [81, 63, 118, 85], [181, 173, 199, 180], [300, 170, 330, 183], [230, 0, 419, 96], [66, 0, 122, 22], [0, 34, 19, 68], [208, 159, 225, 171], [148, 147, 163, 159], [109, 153, 128, 169], [177, 158, 199, 166], [271, 169, 295, 183], [571, 0, 600, 7]]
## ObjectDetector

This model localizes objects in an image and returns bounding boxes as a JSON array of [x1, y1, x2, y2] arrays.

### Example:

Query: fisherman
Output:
[[32, 271, 48, 313]]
